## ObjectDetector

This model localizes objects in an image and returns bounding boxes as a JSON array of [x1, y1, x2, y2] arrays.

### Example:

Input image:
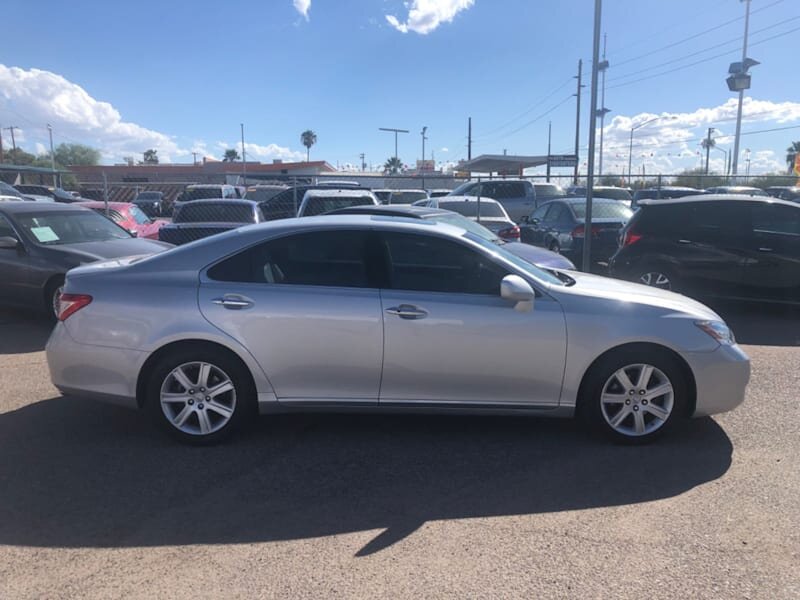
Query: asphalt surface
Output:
[[0, 302, 798, 599]]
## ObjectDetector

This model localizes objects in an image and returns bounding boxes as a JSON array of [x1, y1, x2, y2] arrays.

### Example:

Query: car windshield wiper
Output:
[[547, 269, 576, 286]]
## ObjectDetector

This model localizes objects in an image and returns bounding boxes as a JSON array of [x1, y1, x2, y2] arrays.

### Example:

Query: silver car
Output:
[[46, 216, 750, 445]]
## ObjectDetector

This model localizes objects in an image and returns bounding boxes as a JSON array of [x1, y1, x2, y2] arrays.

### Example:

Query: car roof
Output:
[[186, 184, 231, 189], [637, 186, 699, 192], [0, 201, 90, 214], [326, 205, 447, 218], [637, 194, 799, 208], [390, 189, 428, 193], [77, 201, 134, 210], [303, 189, 377, 198], [178, 198, 257, 207], [437, 195, 502, 205], [561, 196, 628, 204]]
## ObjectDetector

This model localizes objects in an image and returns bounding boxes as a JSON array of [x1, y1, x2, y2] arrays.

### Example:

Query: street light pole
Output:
[[421, 126, 428, 188], [731, 0, 752, 176], [379, 127, 409, 173], [240, 123, 246, 184], [47, 124, 57, 187], [627, 115, 676, 185], [582, 0, 603, 273], [573, 59, 583, 185], [597, 33, 610, 177]]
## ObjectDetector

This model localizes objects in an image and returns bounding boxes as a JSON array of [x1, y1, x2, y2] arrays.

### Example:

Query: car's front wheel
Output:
[[145, 347, 255, 444], [580, 347, 688, 444]]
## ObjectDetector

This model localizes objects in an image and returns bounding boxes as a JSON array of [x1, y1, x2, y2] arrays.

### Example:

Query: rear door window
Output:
[[751, 204, 800, 236]]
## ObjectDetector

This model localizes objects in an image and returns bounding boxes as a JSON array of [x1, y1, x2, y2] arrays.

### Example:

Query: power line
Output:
[[610, 0, 783, 67], [606, 24, 800, 91]]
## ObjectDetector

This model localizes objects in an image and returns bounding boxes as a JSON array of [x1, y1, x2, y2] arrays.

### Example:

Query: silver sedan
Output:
[[46, 215, 750, 444]]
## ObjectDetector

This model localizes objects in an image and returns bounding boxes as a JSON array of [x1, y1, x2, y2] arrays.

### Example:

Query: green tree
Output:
[[599, 175, 626, 187], [786, 141, 800, 174], [300, 130, 317, 162], [383, 156, 403, 174], [671, 167, 726, 190], [748, 173, 797, 189], [142, 149, 159, 164], [223, 149, 240, 162], [3, 147, 36, 165], [53, 143, 101, 166]]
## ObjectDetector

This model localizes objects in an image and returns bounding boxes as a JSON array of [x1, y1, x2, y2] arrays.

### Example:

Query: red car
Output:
[[77, 202, 169, 240]]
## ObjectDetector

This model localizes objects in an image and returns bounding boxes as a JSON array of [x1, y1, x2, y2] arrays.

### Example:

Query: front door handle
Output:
[[212, 295, 253, 309], [385, 304, 428, 320], [678, 239, 691, 244], [758, 247, 773, 253]]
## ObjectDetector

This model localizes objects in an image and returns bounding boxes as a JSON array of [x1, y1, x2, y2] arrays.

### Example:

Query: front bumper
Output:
[[683, 343, 750, 417], [46, 323, 144, 409]]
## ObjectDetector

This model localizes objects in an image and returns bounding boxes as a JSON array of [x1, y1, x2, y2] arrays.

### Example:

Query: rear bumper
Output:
[[46, 323, 143, 409], [683, 344, 750, 417]]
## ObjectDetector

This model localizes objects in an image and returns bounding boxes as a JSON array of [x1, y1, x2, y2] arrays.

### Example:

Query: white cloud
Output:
[[386, 0, 475, 34], [597, 97, 800, 175], [440, 147, 449, 152], [293, 0, 310, 20]]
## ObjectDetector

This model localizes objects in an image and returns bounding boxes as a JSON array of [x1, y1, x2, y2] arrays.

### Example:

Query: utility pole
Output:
[[597, 33, 611, 177], [573, 59, 583, 185], [378, 127, 409, 172], [5, 126, 20, 152], [731, 0, 752, 176], [582, 0, 603, 272], [421, 126, 428, 188], [192, 152, 198, 166], [0, 124, 4, 163], [359, 153, 366, 171], [467, 117, 472, 161], [704, 127, 715, 175], [546, 121, 552, 183], [47, 124, 57, 187], [240, 123, 246, 184]]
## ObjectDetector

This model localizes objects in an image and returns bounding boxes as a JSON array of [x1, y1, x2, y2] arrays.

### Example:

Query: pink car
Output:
[[77, 202, 169, 240]]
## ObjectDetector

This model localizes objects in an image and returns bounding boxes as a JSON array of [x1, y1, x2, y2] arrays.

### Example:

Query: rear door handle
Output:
[[212, 295, 254, 309], [678, 239, 691, 244], [385, 304, 428, 320], [758, 247, 773, 253]]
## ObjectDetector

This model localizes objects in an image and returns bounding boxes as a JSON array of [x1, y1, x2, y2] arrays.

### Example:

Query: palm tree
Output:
[[786, 141, 800, 174], [223, 149, 240, 162], [142, 149, 158, 164], [383, 156, 403, 174], [301, 130, 317, 162]]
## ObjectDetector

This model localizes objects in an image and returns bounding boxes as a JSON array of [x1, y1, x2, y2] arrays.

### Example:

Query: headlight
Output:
[[695, 320, 736, 345]]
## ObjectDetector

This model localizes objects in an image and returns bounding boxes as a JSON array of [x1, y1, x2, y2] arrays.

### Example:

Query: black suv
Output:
[[609, 196, 800, 304]]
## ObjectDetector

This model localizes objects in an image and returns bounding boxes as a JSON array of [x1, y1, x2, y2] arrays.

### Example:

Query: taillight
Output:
[[571, 224, 602, 239], [621, 230, 643, 247], [498, 225, 520, 240], [58, 294, 93, 321]]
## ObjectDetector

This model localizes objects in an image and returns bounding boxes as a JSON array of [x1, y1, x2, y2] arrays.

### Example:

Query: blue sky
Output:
[[2, 0, 799, 175]]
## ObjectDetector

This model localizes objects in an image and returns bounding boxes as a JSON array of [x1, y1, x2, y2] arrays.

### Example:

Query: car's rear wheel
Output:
[[635, 265, 677, 291], [548, 240, 560, 253], [580, 347, 687, 444], [44, 278, 64, 321], [145, 348, 255, 444]]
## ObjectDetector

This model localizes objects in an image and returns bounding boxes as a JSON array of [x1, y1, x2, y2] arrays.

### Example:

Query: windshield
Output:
[[176, 203, 254, 223], [428, 212, 498, 241], [465, 232, 564, 286], [535, 184, 565, 197], [450, 181, 474, 195], [306, 196, 373, 216], [129, 205, 152, 224], [17, 211, 131, 244], [390, 191, 428, 204], [570, 201, 633, 220], [595, 188, 632, 201], [439, 201, 506, 218], [245, 187, 285, 202]]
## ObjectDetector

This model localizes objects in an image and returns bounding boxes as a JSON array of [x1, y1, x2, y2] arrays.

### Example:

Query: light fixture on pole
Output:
[[627, 115, 677, 184], [728, 0, 756, 176], [379, 127, 409, 173]]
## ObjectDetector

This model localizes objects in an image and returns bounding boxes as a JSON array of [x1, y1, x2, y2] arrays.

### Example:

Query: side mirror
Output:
[[501, 274, 535, 312], [520, 215, 530, 224], [0, 236, 20, 250]]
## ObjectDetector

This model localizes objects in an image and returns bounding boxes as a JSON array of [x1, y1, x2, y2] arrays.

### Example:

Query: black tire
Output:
[[548, 240, 560, 253], [145, 346, 256, 445], [578, 346, 688, 444], [44, 277, 65, 322], [632, 264, 678, 292]]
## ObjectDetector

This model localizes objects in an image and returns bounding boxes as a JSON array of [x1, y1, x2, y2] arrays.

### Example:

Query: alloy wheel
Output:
[[160, 362, 237, 436], [638, 271, 671, 290], [600, 363, 674, 437], [51, 286, 64, 319]]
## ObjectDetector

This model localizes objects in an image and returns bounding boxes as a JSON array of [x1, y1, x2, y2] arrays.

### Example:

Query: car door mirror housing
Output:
[[0, 235, 20, 250], [501, 274, 535, 312]]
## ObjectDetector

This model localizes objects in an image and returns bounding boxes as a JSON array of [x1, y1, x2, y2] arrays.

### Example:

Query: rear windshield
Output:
[[390, 191, 428, 204], [135, 192, 162, 200], [176, 203, 254, 223], [438, 201, 505, 218], [304, 196, 375, 216], [534, 184, 565, 197], [180, 188, 224, 201], [595, 188, 632, 201], [570, 201, 633, 220], [245, 187, 285, 202]]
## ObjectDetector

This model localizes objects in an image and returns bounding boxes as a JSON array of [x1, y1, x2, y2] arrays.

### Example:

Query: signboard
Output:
[[547, 154, 578, 168], [794, 154, 800, 177], [416, 159, 435, 172]]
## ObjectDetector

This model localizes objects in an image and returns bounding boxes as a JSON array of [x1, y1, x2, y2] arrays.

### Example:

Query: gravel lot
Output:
[[0, 303, 798, 599]]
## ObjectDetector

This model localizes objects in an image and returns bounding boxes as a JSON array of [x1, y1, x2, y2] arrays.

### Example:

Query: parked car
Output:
[[520, 198, 633, 271], [0, 195, 28, 202], [297, 189, 379, 217], [567, 186, 633, 206], [387, 189, 429, 204], [426, 196, 520, 241], [326, 204, 575, 270], [532, 183, 567, 203], [1, 181, 27, 199], [765, 186, 800, 202], [427, 189, 452, 198], [610, 195, 800, 304], [448, 179, 536, 222], [159, 199, 265, 246], [15, 185, 83, 203], [77, 201, 169, 240], [0, 202, 170, 319], [259, 185, 361, 221], [704, 186, 768, 197], [244, 184, 288, 203], [13, 184, 53, 202], [373, 189, 393, 204], [632, 187, 704, 209], [47, 214, 749, 445], [132, 191, 166, 218], [316, 180, 362, 189]]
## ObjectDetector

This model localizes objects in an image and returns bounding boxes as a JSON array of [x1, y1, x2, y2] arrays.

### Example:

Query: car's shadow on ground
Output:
[[0, 309, 51, 355], [0, 397, 732, 555]]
